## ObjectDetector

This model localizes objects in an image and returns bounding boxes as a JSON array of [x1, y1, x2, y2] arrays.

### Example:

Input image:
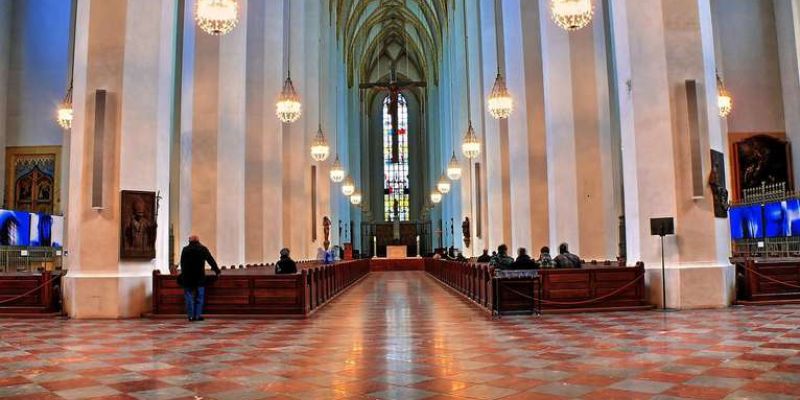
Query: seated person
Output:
[[455, 251, 467, 262], [476, 249, 492, 263], [554, 242, 581, 268], [275, 248, 298, 274], [489, 244, 514, 270], [538, 246, 555, 268], [511, 248, 538, 269]]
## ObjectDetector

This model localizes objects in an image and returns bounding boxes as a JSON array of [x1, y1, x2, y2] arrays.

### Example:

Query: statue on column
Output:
[[709, 150, 729, 218], [323, 216, 331, 250], [462, 217, 471, 249]]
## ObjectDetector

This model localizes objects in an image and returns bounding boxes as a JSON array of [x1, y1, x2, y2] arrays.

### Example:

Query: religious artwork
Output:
[[731, 134, 793, 200], [120, 191, 157, 259], [462, 217, 471, 248], [5, 147, 61, 214], [709, 150, 729, 218], [323, 216, 331, 250]]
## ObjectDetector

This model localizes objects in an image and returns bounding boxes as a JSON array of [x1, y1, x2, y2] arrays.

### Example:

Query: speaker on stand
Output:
[[650, 217, 676, 311]]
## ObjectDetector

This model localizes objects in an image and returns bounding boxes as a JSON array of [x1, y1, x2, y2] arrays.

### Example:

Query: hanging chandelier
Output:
[[350, 190, 362, 206], [447, 152, 462, 181], [329, 155, 345, 183], [56, 82, 73, 130], [716, 73, 733, 118], [276, 74, 302, 123], [195, 0, 239, 36], [342, 176, 356, 196], [462, 121, 481, 159], [550, 0, 594, 31], [430, 189, 443, 204], [487, 72, 513, 119], [437, 174, 451, 194], [310, 124, 330, 162]]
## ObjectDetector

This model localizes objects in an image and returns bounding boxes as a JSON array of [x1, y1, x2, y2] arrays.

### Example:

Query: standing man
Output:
[[179, 235, 220, 321]]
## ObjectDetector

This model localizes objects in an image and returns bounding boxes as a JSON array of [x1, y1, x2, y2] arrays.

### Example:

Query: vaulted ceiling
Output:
[[332, 0, 449, 87]]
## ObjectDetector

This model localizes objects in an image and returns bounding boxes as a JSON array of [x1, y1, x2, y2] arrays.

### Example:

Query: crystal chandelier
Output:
[[56, 81, 73, 130], [310, 124, 330, 162], [550, 0, 594, 31], [342, 176, 356, 196], [437, 174, 451, 194], [195, 0, 239, 36], [462, 121, 481, 159], [446, 152, 462, 181], [430, 189, 443, 204], [487, 72, 513, 119], [276, 74, 302, 123], [716, 73, 733, 118], [350, 190, 362, 206], [329, 155, 345, 183]]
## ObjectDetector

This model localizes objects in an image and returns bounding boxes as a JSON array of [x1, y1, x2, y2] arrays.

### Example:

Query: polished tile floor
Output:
[[1, 272, 800, 399]]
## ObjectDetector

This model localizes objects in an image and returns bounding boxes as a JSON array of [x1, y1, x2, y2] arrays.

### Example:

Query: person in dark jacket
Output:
[[275, 248, 298, 274], [554, 242, 582, 268], [490, 244, 514, 270], [538, 246, 555, 268], [511, 248, 538, 269], [179, 235, 220, 321], [476, 249, 491, 263]]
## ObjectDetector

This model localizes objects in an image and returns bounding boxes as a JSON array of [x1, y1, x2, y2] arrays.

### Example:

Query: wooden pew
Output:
[[425, 259, 651, 314]]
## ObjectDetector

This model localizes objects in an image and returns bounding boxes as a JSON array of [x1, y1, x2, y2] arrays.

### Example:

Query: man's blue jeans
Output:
[[184, 287, 205, 320]]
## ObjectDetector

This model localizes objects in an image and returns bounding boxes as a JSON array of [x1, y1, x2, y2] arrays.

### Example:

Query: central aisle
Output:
[[0, 273, 799, 399]]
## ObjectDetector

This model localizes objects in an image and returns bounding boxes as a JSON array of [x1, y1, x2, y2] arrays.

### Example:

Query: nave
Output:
[[1, 272, 800, 399]]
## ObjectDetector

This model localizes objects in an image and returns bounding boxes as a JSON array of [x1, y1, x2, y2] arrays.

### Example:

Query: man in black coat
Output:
[[554, 242, 582, 268], [179, 235, 220, 321]]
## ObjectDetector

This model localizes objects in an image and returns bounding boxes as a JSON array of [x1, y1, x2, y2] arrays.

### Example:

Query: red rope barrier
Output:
[[742, 262, 800, 290], [0, 272, 63, 305], [498, 274, 644, 306]]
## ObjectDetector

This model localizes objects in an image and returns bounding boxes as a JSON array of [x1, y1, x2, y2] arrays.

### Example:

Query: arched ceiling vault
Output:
[[332, 0, 449, 87]]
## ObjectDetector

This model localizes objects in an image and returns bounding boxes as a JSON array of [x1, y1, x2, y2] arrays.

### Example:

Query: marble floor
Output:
[[1, 272, 800, 399]]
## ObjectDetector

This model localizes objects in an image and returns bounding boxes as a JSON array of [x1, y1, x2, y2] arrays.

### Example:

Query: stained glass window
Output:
[[383, 94, 410, 221]]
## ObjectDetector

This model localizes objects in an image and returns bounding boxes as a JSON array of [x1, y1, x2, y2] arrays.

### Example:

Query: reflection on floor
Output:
[[0, 271, 799, 399]]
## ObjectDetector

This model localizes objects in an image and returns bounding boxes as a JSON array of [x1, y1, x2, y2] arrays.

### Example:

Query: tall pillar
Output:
[[612, 0, 733, 308], [215, 1, 247, 266], [775, 0, 800, 188], [65, 0, 176, 318], [540, 1, 580, 254]]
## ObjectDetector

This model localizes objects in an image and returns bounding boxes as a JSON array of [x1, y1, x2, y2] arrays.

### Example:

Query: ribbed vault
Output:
[[332, 0, 448, 87]]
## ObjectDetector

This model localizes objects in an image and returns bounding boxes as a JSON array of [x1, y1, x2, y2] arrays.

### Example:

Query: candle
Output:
[[373, 236, 377, 257], [416, 235, 421, 257]]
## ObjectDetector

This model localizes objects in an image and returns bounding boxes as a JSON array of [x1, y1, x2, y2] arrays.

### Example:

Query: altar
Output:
[[362, 221, 431, 257], [386, 245, 408, 259]]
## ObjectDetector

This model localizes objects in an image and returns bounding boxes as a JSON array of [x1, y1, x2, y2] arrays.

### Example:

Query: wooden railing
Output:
[[425, 259, 650, 313], [153, 259, 369, 316]]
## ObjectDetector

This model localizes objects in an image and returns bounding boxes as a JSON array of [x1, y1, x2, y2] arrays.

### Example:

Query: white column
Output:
[[775, 0, 800, 188], [215, 1, 247, 266], [540, 1, 580, 253], [503, 0, 533, 250]]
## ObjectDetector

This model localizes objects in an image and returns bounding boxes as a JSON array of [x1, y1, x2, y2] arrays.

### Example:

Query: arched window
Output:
[[383, 93, 409, 221]]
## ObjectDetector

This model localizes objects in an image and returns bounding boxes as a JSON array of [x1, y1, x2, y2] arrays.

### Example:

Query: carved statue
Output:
[[323, 216, 331, 250], [709, 150, 729, 218], [462, 217, 471, 248]]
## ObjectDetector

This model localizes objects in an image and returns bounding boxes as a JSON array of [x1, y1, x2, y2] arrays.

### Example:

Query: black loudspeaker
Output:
[[650, 217, 675, 237]]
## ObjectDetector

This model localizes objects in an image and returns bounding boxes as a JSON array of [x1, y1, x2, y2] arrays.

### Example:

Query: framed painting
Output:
[[730, 133, 793, 200], [5, 146, 61, 214], [120, 190, 157, 260]]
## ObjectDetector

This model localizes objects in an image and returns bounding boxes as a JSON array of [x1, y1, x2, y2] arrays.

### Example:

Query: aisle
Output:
[[0, 272, 798, 399]]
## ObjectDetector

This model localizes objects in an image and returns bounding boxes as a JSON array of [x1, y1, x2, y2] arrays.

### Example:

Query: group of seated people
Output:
[[477, 243, 582, 270]]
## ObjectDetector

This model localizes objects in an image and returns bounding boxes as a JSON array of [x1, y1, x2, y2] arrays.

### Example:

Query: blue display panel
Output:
[[0, 210, 31, 246], [764, 201, 787, 238], [786, 199, 800, 237], [729, 204, 763, 240]]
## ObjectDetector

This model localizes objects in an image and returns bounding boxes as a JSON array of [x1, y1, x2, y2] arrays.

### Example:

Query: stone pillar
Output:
[[540, 1, 580, 254], [612, 0, 733, 308], [775, 0, 800, 188], [215, 1, 247, 266], [0, 1, 11, 207], [65, 0, 176, 318]]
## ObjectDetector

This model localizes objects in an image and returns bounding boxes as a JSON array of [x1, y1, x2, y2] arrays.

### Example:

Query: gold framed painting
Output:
[[5, 146, 61, 214]]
